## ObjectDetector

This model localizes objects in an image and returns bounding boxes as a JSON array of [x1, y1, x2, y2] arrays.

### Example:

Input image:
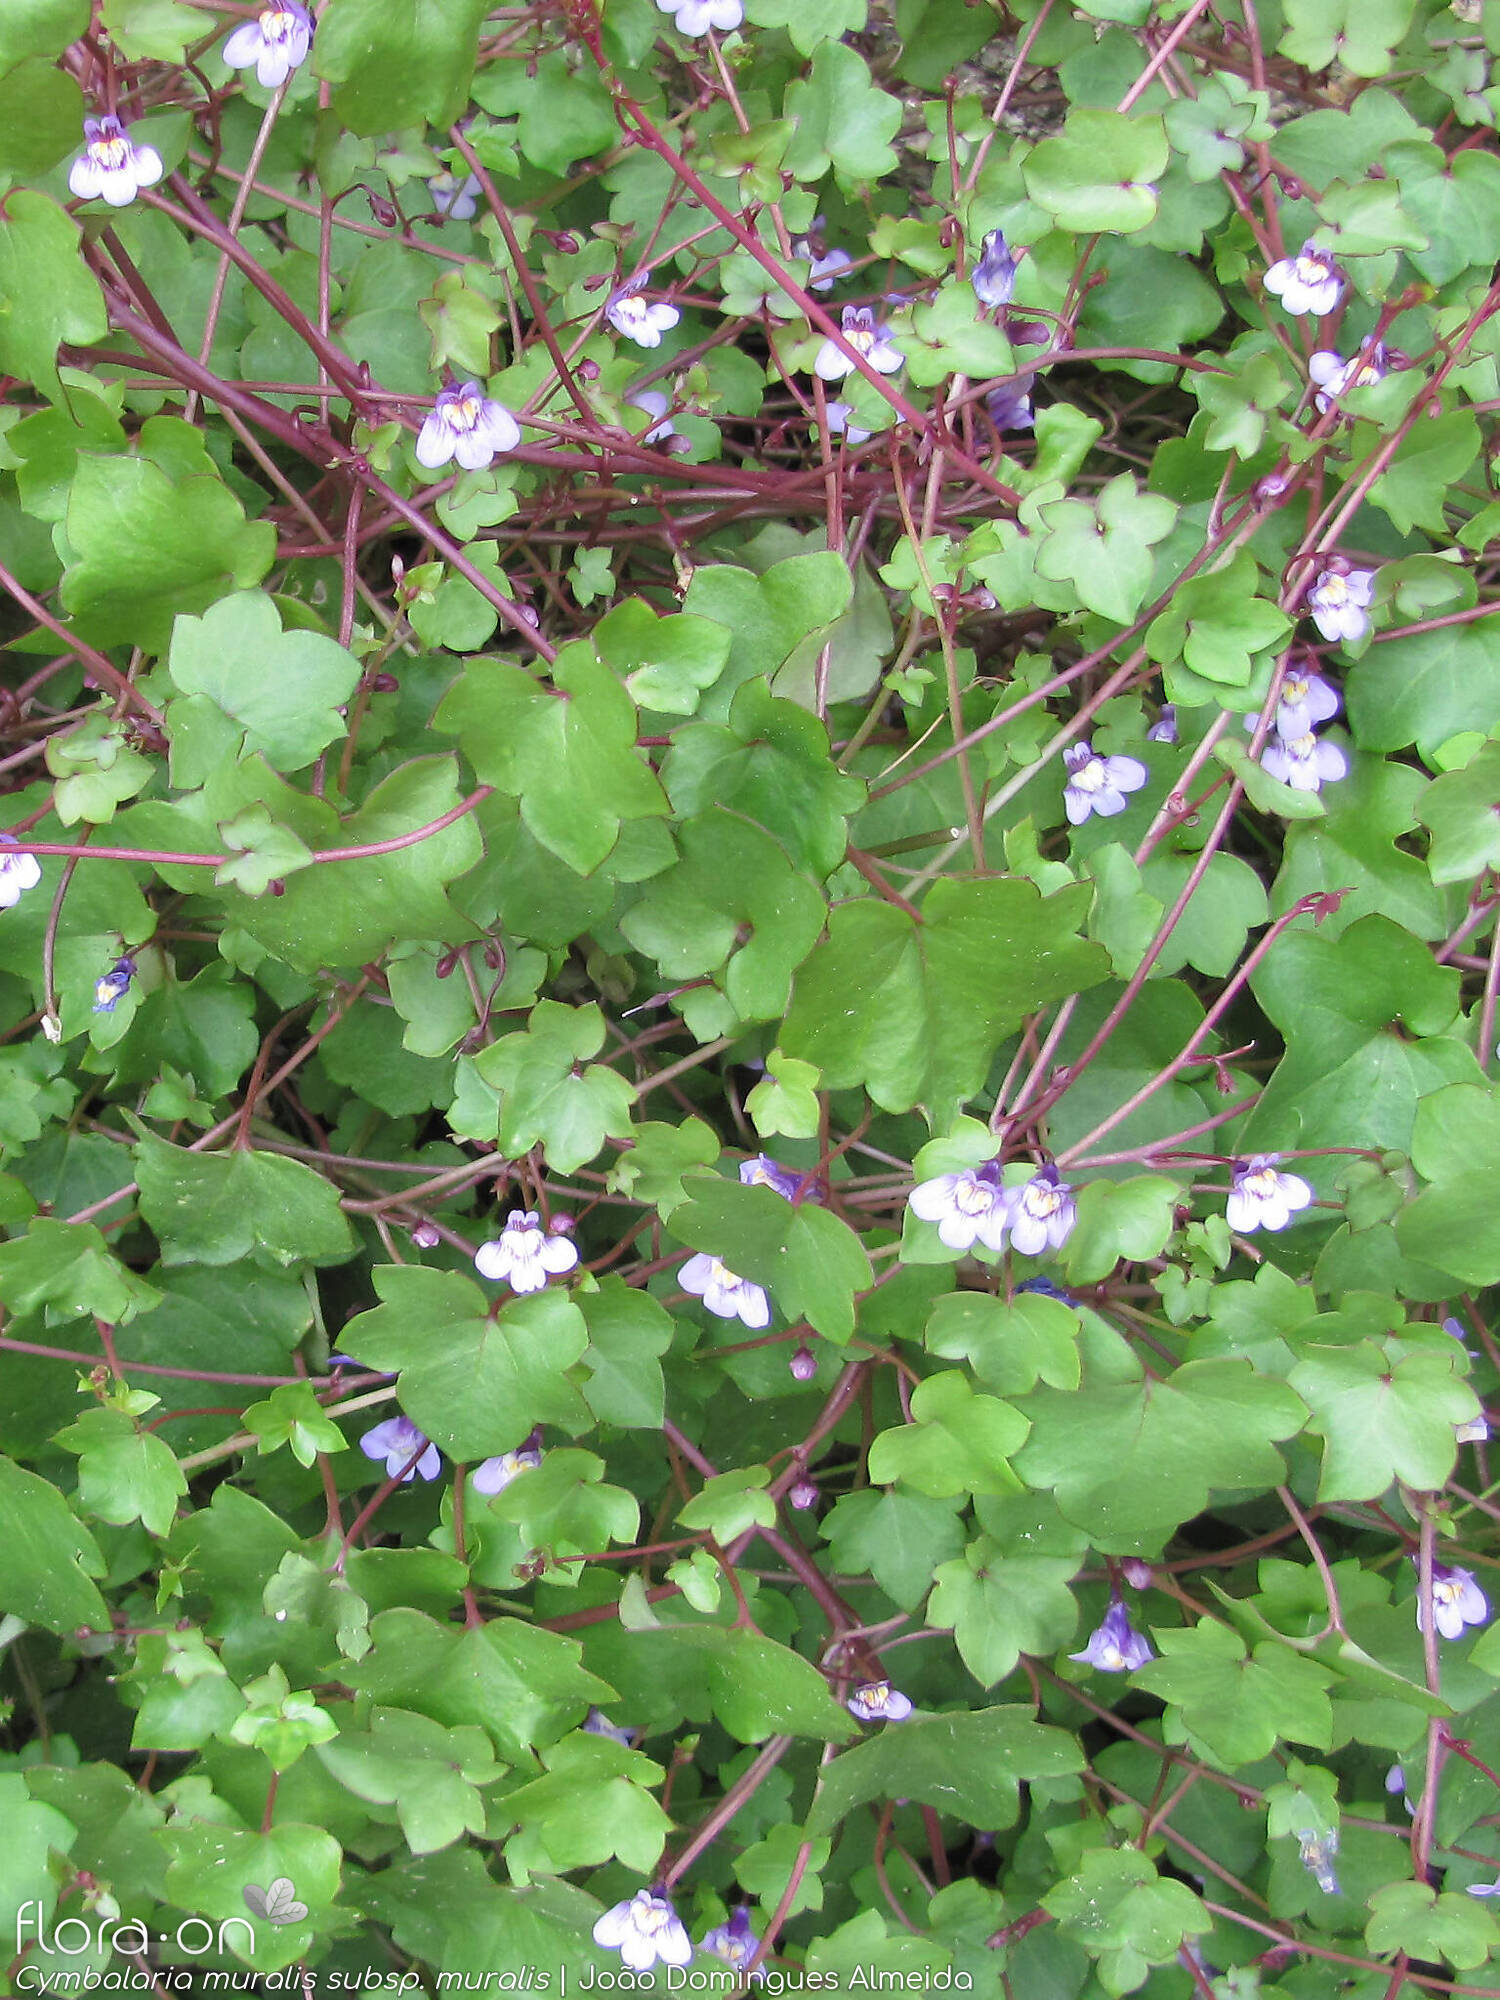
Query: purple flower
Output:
[[739, 1154, 801, 1200], [1309, 346, 1388, 415], [474, 1211, 579, 1294], [91, 956, 136, 1014], [359, 1415, 441, 1484], [68, 115, 164, 208], [416, 382, 521, 472], [222, 2, 313, 88], [985, 379, 1034, 433], [1275, 667, 1340, 739], [789, 1345, 817, 1381], [1006, 1164, 1076, 1257], [1469, 1877, 1500, 1899], [680, 1254, 770, 1328], [1259, 731, 1348, 793], [971, 229, 1019, 309], [908, 1161, 1009, 1254], [428, 171, 483, 221], [628, 389, 678, 446], [1146, 705, 1178, 745], [472, 1430, 544, 1494], [607, 282, 681, 348], [583, 1708, 634, 1746], [791, 222, 854, 293], [1264, 241, 1344, 318], [814, 307, 903, 383], [1063, 742, 1149, 825], [0, 838, 41, 910], [789, 1477, 819, 1510], [701, 1908, 764, 1980], [410, 1219, 440, 1249], [846, 1680, 913, 1722], [1120, 1558, 1153, 1590], [1296, 1827, 1341, 1896], [655, 0, 744, 31], [1456, 1412, 1490, 1445], [1016, 1275, 1074, 1303], [1069, 1598, 1153, 1673], [1225, 1155, 1313, 1234], [1306, 566, 1375, 644], [1385, 1763, 1406, 1796], [593, 1891, 693, 1972], [825, 401, 872, 446], [1417, 1562, 1489, 1642]]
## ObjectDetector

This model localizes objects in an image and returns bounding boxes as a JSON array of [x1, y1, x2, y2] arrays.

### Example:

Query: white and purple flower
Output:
[[846, 1680, 913, 1723], [814, 307, 903, 383], [1006, 1164, 1077, 1257], [679, 1254, 770, 1328], [971, 229, 1019, 309], [1146, 705, 1178, 745], [92, 957, 136, 1015], [628, 389, 678, 446], [222, 2, 313, 88], [1417, 1562, 1489, 1642], [68, 115, 164, 208], [1264, 241, 1344, 318], [655, 0, 744, 31], [985, 379, 1034, 433], [825, 401, 872, 446], [474, 1211, 579, 1294], [593, 1891, 693, 1972], [1225, 1156, 1314, 1234], [428, 171, 483, 222], [415, 382, 521, 472], [1259, 731, 1348, 793], [701, 1908, 764, 1980], [1309, 346, 1388, 414], [472, 1430, 544, 1494], [791, 222, 854, 293], [583, 1708, 635, 1746], [1296, 1827, 1341, 1896], [1275, 666, 1340, 739], [1063, 742, 1149, 825], [607, 281, 681, 348], [739, 1154, 802, 1201], [1069, 1598, 1154, 1673], [359, 1415, 441, 1484], [0, 838, 41, 910], [1306, 566, 1375, 644], [907, 1161, 1009, 1254]]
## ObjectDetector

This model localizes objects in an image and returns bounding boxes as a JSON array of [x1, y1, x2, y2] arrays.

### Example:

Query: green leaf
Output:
[[1279, 0, 1416, 78], [1365, 1881, 1498, 1972], [61, 420, 276, 651], [746, 1049, 823, 1140], [99, 0, 214, 59], [0, 193, 107, 406], [1347, 615, 1500, 760], [1014, 1359, 1308, 1551], [1035, 475, 1178, 625], [244, 1384, 349, 1470], [163, 1821, 341, 1972], [467, 1001, 636, 1171], [1288, 1343, 1476, 1502], [316, 1708, 502, 1855], [781, 879, 1109, 1117], [1133, 1621, 1335, 1767], [0, 59, 84, 179], [578, 1281, 674, 1429], [682, 554, 854, 710], [1062, 1176, 1181, 1285], [781, 42, 901, 189], [1024, 109, 1169, 233], [925, 1291, 1081, 1395], [593, 597, 731, 717], [627, 1624, 853, 1742], [435, 645, 668, 874], [53, 1407, 187, 1538], [0, 0, 88, 69], [746, 0, 864, 55], [500, 1733, 672, 1879], [167, 592, 362, 775], [0, 1455, 109, 1635], [928, 1536, 1085, 1684], [680, 1465, 776, 1540], [1418, 744, 1500, 887], [1274, 758, 1443, 940], [1044, 1848, 1210, 1991], [134, 1135, 357, 1270], [670, 1173, 873, 1341], [808, 1706, 1084, 1838], [0, 1218, 161, 1325], [1397, 1083, 1500, 1285], [339, 1264, 592, 1461], [1146, 549, 1292, 689], [1369, 411, 1479, 537], [821, 1488, 968, 1611], [867, 1371, 1029, 1497], [313, 0, 492, 135]]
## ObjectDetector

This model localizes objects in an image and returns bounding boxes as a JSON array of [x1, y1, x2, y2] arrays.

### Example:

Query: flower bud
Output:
[[789, 1345, 817, 1381]]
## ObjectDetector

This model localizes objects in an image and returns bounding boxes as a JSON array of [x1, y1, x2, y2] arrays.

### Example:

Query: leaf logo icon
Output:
[[242, 1877, 308, 1926]]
